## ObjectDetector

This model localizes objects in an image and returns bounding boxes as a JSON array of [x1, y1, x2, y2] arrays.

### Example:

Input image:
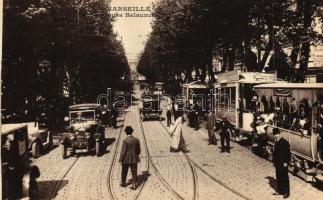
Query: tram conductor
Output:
[[272, 128, 291, 199], [119, 126, 141, 190]]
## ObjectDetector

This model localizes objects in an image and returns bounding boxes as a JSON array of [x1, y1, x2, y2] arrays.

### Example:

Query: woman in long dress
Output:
[[169, 116, 185, 152]]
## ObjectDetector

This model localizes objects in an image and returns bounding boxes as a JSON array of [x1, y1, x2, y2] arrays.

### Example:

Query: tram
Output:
[[181, 81, 211, 120], [213, 70, 277, 135], [254, 83, 323, 183]]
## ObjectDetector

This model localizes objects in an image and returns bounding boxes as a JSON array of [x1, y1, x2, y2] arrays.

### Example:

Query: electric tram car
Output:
[[254, 83, 323, 183], [213, 70, 277, 134]]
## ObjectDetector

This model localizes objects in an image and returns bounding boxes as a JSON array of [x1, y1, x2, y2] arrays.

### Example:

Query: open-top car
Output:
[[61, 103, 105, 159]]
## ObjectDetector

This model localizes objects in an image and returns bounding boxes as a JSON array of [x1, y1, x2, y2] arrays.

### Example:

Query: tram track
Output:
[[159, 120, 252, 200], [50, 155, 79, 199], [107, 107, 150, 200], [106, 112, 125, 200], [139, 116, 186, 200]]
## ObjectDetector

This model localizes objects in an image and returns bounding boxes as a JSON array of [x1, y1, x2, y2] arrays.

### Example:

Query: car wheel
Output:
[[96, 140, 101, 156], [32, 141, 41, 158], [61, 144, 67, 159], [22, 167, 39, 199]]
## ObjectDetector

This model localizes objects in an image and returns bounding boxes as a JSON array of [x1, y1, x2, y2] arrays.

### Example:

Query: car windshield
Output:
[[70, 111, 95, 124]]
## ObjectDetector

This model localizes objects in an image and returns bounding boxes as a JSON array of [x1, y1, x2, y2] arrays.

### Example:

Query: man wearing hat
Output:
[[272, 128, 291, 199], [220, 116, 231, 153], [119, 126, 141, 190]]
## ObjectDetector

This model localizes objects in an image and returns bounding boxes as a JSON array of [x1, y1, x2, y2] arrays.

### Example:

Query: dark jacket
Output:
[[220, 120, 231, 136], [206, 113, 215, 129], [273, 137, 291, 168], [119, 136, 141, 164]]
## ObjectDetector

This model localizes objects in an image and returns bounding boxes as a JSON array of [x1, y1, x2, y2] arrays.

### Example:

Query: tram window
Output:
[[221, 88, 230, 110], [230, 88, 236, 110], [217, 87, 235, 111]]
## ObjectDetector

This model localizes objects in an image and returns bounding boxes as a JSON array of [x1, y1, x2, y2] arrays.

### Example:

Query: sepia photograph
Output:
[[1, 0, 323, 199]]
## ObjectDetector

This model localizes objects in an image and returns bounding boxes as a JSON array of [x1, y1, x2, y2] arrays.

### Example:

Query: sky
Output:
[[109, 0, 155, 70]]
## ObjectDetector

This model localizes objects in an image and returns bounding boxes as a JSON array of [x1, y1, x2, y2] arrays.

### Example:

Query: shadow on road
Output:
[[38, 180, 69, 199], [127, 171, 151, 188], [265, 176, 277, 192], [105, 138, 116, 147]]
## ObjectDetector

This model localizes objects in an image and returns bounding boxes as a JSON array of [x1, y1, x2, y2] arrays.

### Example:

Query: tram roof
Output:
[[1, 124, 27, 135], [182, 81, 209, 89], [69, 103, 99, 110], [254, 83, 323, 89]]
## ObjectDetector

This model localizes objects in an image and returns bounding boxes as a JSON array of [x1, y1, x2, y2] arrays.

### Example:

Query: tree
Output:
[[2, 0, 130, 127]]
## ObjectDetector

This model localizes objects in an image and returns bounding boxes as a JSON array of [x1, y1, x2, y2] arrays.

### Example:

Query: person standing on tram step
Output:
[[206, 111, 217, 145], [272, 128, 291, 199], [119, 126, 141, 190], [169, 115, 186, 152], [166, 105, 172, 127], [220, 116, 231, 153]]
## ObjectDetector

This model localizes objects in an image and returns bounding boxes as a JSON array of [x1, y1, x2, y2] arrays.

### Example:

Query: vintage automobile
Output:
[[25, 122, 53, 158], [1, 110, 53, 158], [2, 124, 40, 199], [61, 103, 105, 159], [139, 95, 162, 121]]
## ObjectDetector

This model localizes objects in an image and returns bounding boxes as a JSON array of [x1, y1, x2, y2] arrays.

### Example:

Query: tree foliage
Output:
[[138, 0, 323, 89], [2, 0, 130, 127]]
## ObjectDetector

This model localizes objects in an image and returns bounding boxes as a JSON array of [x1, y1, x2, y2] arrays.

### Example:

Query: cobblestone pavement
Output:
[[147, 122, 251, 200], [141, 121, 194, 200], [31, 94, 323, 200], [166, 117, 323, 200], [33, 113, 125, 200], [109, 106, 149, 200]]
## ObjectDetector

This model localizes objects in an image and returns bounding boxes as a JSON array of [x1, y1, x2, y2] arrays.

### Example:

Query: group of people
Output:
[[118, 123, 291, 199], [101, 105, 118, 128], [206, 111, 232, 153], [186, 102, 202, 130], [249, 95, 313, 136]]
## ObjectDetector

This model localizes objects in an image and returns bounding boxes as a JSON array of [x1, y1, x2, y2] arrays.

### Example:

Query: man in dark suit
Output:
[[272, 128, 291, 199], [119, 126, 141, 190], [206, 111, 217, 145], [220, 117, 231, 153]]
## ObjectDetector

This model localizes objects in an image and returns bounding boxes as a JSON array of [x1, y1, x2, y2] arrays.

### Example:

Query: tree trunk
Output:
[[296, 0, 315, 83], [259, 39, 273, 71], [222, 41, 228, 71], [290, 40, 300, 68], [228, 46, 236, 71], [200, 65, 207, 82]]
